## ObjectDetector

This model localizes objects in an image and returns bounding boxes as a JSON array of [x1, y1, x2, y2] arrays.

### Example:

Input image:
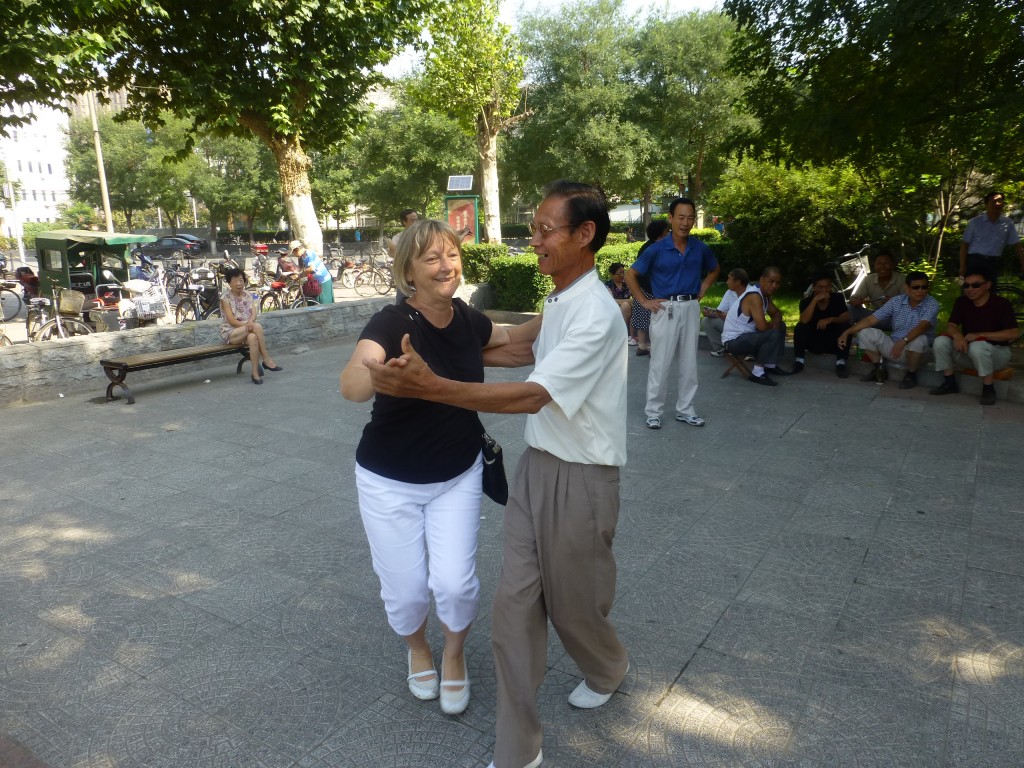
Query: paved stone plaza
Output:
[[1, 331, 1022, 767]]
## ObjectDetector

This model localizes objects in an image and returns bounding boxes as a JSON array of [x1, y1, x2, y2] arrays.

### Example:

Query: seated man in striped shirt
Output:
[[837, 271, 939, 390]]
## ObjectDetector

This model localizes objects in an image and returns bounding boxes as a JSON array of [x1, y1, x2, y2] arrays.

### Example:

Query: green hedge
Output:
[[461, 243, 509, 283], [490, 254, 554, 312], [487, 237, 733, 311]]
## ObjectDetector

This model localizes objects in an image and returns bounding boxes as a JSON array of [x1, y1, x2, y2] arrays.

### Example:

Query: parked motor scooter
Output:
[[97, 267, 173, 330]]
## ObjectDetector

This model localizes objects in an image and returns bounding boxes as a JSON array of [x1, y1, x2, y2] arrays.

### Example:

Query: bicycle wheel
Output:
[[175, 298, 199, 323], [0, 287, 22, 321], [375, 268, 393, 295], [164, 272, 182, 299], [341, 269, 357, 289], [354, 270, 384, 297], [34, 318, 92, 341], [26, 308, 43, 340], [260, 293, 283, 313], [289, 296, 318, 309]]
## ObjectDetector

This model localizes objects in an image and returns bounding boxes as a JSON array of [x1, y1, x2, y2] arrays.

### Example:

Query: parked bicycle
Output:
[[175, 266, 223, 323], [353, 256, 395, 297], [0, 277, 23, 322], [818, 243, 873, 306], [25, 287, 93, 341], [259, 272, 318, 312]]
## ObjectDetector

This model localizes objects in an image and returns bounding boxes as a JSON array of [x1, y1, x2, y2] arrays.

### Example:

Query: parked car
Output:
[[175, 233, 209, 250], [131, 236, 203, 260]]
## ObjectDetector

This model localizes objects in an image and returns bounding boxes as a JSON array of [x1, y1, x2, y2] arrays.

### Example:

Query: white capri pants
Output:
[[355, 458, 482, 636], [857, 327, 931, 362]]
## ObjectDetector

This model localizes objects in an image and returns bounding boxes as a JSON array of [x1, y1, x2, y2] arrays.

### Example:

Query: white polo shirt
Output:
[[526, 269, 627, 467]]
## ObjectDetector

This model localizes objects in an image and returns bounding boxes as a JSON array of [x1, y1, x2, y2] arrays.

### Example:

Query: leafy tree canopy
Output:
[[352, 101, 477, 228], [726, 0, 1024, 177], [0, 1, 126, 133]]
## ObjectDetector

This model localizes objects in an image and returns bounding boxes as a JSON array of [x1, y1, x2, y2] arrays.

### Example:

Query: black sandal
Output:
[[251, 376, 263, 385]]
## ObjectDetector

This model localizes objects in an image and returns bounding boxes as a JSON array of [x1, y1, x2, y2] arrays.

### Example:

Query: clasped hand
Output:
[[364, 333, 435, 397]]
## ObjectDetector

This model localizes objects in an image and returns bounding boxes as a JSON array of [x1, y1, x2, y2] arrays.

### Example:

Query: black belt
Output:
[[666, 294, 697, 301]]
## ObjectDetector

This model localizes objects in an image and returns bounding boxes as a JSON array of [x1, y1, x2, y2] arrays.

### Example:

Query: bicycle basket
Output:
[[134, 293, 166, 320], [191, 267, 216, 284], [838, 254, 870, 280], [57, 289, 87, 315]]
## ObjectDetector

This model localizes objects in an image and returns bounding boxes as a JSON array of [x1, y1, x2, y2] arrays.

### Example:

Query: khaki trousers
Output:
[[492, 447, 628, 768]]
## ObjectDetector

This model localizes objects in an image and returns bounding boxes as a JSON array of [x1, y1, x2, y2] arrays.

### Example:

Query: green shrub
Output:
[[691, 227, 721, 243], [594, 242, 643, 280], [490, 254, 553, 311], [462, 242, 509, 283], [20, 222, 55, 250], [603, 232, 630, 246]]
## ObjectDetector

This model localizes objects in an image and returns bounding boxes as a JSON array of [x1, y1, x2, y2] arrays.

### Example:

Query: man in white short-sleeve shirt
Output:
[[367, 181, 629, 768]]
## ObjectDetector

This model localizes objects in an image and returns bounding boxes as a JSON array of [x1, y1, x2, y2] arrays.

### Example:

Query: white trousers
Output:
[[355, 458, 482, 636], [646, 299, 700, 418], [933, 336, 1011, 378]]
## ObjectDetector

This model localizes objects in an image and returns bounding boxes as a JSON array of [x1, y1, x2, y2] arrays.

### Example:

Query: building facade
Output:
[[0, 103, 71, 238]]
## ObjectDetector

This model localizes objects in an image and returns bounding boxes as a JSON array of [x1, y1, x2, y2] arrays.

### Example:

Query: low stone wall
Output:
[[0, 298, 392, 404]]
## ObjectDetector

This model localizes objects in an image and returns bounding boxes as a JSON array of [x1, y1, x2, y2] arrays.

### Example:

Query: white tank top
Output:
[[721, 284, 766, 343]]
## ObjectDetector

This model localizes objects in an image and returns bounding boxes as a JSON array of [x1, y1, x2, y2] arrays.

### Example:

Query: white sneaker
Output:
[[568, 680, 614, 709], [675, 413, 705, 427], [645, 416, 661, 430], [709, 348, 725, 357], [627, 337, 638, 346], [486, 749, 543, 768]]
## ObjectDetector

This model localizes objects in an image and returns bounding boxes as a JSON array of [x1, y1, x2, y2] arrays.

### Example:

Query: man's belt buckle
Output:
[[670, 294, 696, 301]]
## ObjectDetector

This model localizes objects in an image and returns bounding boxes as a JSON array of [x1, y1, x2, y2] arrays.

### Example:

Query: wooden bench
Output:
[[101, 344, 255, 404]]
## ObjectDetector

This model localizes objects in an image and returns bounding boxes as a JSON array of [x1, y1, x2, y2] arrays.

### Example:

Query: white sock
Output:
[[795, 357, 805, 364], [752, 364, 765, 377], [836, 359, 846, 366]]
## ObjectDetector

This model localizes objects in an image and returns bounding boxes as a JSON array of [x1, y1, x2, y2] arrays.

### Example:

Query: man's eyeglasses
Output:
[[963, 281, 988, 289], [908, 284, 930, 290], [528, 221, 574, 238]]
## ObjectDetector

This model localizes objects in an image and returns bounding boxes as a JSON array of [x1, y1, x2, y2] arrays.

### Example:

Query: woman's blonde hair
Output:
[[393, 219, 462, 297]]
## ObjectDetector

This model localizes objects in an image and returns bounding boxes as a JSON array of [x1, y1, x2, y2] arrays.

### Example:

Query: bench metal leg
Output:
[[103, 365, 135, 404], [236, 346, 261, 376]]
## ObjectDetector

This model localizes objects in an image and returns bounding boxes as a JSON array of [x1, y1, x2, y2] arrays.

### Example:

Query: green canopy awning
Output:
[[36, 230, 157, 246]]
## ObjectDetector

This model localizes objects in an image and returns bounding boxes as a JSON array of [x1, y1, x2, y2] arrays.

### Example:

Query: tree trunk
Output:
[[268, 135, 323, 257], [642, 186, 653, 228], [477, 121, 501, 243], [124, 210, 133, 231]]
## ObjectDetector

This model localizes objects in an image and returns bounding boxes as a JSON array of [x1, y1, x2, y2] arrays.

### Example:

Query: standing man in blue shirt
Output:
[[959, 191, 1024, 282], [625, 198, 719, 429]]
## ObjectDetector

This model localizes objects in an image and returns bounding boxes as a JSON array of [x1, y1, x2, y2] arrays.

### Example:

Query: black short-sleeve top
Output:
[[355, 298, 493, 483]]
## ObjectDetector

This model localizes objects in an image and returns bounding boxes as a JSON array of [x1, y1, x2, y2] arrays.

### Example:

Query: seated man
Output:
[[702, 268, 748, 356], [720, 266, 791, 386], [793, 272, 852, 377], [848, 251, 905, 327], [838, 271, 939, 389], [929, 268, 1020, 405]]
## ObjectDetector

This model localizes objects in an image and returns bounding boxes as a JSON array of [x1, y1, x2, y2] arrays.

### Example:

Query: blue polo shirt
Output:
[[630, 235, 717, 297]]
